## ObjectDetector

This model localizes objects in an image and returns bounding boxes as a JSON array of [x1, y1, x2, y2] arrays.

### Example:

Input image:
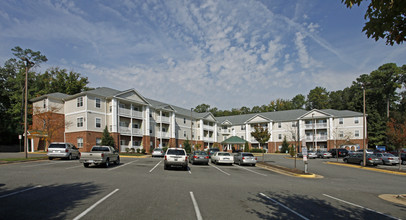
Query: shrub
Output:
[[289, 146, 296, 157], [136, 148, 141, 153], [126, 148, 131, 153], [244, 142, 249, 152], [141, 148, 146, 154], [250, 148, 265, 153], [131, 148, 135, 153]]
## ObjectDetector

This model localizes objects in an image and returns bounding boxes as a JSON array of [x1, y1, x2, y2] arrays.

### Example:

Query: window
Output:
[[292, 122, 296, 127], [133, 123, 139, 129], [95, 118, 101, 128], [355, 130, 360, 137], [95, 98, 101, 108], [184, 131, 186, 137], [77, 138, 83, 148], [184, 118, 186, 124], [241, 125, 246, 130], [278, 122, 281, 128], [354, 117, 359, 124], [339, 118, 343, 124], [77, 117, 84, 127], [241, 136, 244, 140], [43, 100, 46, 108], [278, 134, 282, 140], [77, 97, 83, 107], [162, 127, 166, 132], [96, 138, 101, 146], [109, 106, 112, 112], [339, 131, 344, 138]]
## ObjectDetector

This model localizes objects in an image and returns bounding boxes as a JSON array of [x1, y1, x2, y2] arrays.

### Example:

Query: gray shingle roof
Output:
[[30, 92, 70, 102]]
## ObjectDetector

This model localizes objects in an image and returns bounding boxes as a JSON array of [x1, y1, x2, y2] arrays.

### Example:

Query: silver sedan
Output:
[[233, 152, 257, 166], [374, 153, 400, 165]]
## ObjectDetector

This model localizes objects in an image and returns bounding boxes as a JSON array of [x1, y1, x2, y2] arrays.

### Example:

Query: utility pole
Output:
[[22, 58, 32, 159]]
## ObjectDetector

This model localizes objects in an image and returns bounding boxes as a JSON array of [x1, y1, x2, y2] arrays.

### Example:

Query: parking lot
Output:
[[0, 155, 405, 219]]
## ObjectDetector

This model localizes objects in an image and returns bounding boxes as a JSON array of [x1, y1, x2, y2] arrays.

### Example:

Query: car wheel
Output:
[[68, 154, 72, 160], [343, 159, 347, 163], [83, 163, 89, 168], [48, 157, 53, 160], [104, 159, 110, 168], [191, 160, 194, 165], [164, 164, 168, 170], [238, 160, 242, 166], [252, 164, 256, 167], [402, 160, 406, 165], [115, 157, 120, 165]]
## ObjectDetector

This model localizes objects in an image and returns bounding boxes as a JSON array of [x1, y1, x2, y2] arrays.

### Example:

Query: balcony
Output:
[[305, 123, 328, 129], [306, 135, 327, 141], [203, 124, 214, 131], [157, 116, 170, 124], [132, 128, 143, 136], [119, 126, 131, 135], [119, 107, 131, 117], [158, 131, 170, 138], [203, 137, 214, 142], [219, 128, 230, 134], [132, 110, 143, 119]]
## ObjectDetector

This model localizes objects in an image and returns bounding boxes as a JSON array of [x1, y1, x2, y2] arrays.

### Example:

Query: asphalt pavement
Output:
[[0, 156, 405, 219]]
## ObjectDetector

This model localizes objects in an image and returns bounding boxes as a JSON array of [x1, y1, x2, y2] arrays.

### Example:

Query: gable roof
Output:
[[221, 136, 247, 144]]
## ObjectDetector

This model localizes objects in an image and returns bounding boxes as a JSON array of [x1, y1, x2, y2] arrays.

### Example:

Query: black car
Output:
[[208, 148, 220, 158], [329, 148, 349, 157], [391, 152, 406, 165]]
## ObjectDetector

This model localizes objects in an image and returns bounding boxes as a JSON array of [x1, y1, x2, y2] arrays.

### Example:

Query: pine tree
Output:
[[101, 126, 115, 147]]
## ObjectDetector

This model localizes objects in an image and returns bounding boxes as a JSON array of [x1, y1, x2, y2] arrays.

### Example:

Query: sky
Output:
[[1, 0, 405, 110]]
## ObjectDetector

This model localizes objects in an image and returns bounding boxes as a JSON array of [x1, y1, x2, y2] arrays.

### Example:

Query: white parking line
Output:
[[108, 160, 138, 171], [65, 165, 83, 169], [149, 160, 162, 173], [190, 192, 203, 220], [259, 193, 309, 220], [73, 189, 119, 220], [0, 185, 42, 199], [235, 165, 267, 176], [209, 164, 231, 176], [322, 194, 400, 220], [22, 160, 75, 168]]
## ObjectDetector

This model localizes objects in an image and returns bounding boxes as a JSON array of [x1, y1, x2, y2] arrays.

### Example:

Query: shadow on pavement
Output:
[[0, 182, 103, 219], [247, 191, 399, 220]]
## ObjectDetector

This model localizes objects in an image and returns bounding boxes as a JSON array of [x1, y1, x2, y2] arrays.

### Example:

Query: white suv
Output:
[[164, 148, 188, 170]]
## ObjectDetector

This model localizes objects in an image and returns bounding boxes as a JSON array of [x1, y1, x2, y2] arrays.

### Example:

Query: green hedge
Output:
[[250, 149, 266, 153]]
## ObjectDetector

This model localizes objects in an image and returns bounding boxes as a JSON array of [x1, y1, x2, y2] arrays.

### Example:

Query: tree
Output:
[[341, 0, 406, 45], [306, 87, 329, 110], [101, 126, 115, 147], [251, 124, 271, 162], [281, 136, 290, 153], [194, 104, 210, 113], [291, 94, 306, 109], [244, 141, 249, 152], [386, 116, 406, 171], [31, 105, 73, 149], [183, 138, 191, 153]]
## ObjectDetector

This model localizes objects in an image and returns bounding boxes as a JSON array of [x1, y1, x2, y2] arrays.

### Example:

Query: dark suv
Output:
[[329, 148, 349, 157]]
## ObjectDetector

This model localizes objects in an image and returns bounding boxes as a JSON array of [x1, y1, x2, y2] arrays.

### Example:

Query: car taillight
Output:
[[255, 157, 257, 160], [101, 153, 104, 158], [339, 152, 341, 155], [205, 156, 209, 159], [161, 151, 163, 154], [388, 157, 393, 160], [368, 158, 372, 160], [194, 156, 198, 159], [185, 157, 188, 161], [165, 156, 167, 160], [47, 149, 49, 152], [65, 149, 69, 153], [242, 157, 245, 160]]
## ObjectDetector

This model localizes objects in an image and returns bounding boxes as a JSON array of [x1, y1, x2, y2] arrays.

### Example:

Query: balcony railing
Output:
[[305, 123, 328, 129], [203, 137, 214, 142], [132, 128, 143, 136], [203, 124, 214, 131], [132, 110, 143, 118], [157, 116, 170, 123], [306, 135, 327, 141], [119, 107, 131, 116], [119, 126, 131, 135], [219, 129, 230, 133], [158, 131, 170, 138]]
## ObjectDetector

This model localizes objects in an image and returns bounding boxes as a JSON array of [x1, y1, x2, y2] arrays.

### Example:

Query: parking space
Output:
[[0, 157, 405, 219]]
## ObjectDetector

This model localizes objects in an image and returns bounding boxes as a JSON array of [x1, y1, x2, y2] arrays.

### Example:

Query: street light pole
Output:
[[190, 108, 193, 150], [362, 85, 367, 167], [23, 58, 32, 159]]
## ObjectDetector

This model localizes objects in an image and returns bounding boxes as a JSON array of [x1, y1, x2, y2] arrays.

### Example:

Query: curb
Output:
[[256, 163, 322, 178], [120, 155, 151, 158], [326, 162, 406, 176], [379, 194, 406, 206]]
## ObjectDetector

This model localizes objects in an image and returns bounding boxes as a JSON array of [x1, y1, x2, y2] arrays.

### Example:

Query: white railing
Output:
[[132, 111, 143, 118], [219, 129, 230, 133], [157, 116, 170, 123], [203, 124, 214, 131], [158, 131, 170, 138], [119, 127, 131, 135], [119, 107, 131, 116], [132, 128, 143, 136], [203, 137, 214, 142], [305, 123, 328, 129], [316, 135, 328, 141]]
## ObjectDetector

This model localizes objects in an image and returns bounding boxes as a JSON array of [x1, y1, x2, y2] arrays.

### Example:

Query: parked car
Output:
[[79, 146, 120, 168], [356, 149, 374, 154], [391, 152, 406, 165], [189, 151, 209, 165], [328, 148, 349, 157], [316, 150, 332, 159], [233, 152, 257, 166], [152, 148, 164, 157], [47, 142, 80, 160], [164, 148, 188, 170], [208, 148, 220, 158], [374, 153, 400, 165], [343, 153, 382, 166], [211, 152, 233, 165], [297, 151, 317, 159]]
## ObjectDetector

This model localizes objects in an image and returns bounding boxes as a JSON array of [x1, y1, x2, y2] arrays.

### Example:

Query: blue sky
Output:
[[1, 0, 405, 110]]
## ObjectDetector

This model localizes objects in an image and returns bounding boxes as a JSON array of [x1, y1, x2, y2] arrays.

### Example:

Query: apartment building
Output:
[[29, 87, 366, 153]]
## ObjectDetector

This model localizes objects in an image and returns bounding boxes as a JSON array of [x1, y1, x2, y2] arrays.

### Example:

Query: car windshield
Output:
[[92, 147, 110, 152], [48, 144, 66, 148], [153, 149, 162, 152], [167, 149, 185, 155], [218, 152, 230, 156], [383, 153, 394, 157], [242, 153, 254, 157]]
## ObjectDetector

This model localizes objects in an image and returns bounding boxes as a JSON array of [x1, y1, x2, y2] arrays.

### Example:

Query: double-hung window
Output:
[[77, 138, 83, 148], [77, 117, 84, 127], [95, 118, 101, 128], [95, 98, 101, 108], [77, 97, 83, 107]]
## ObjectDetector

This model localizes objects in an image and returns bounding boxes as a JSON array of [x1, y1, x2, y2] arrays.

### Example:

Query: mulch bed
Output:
[[257, 162, 310, 175]]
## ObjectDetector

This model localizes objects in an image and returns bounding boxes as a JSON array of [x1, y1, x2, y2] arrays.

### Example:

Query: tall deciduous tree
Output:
[[341, 0, 406, 45], [387, 116, 406, 171], [251, 124, 271, 162]]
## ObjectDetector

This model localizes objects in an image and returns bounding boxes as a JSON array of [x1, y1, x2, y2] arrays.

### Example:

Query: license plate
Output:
[[88, 160, 94, 163], [224, 158, 229, 160]]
